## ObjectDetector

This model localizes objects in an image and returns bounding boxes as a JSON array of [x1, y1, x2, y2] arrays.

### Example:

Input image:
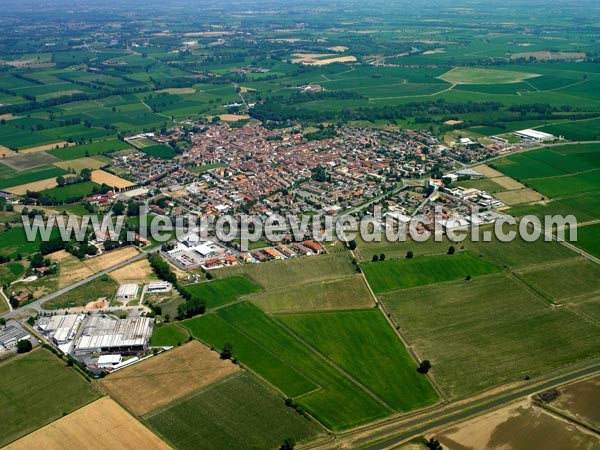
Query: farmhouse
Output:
[[514, 129, 556, 142], [116, 283, 139, 300]]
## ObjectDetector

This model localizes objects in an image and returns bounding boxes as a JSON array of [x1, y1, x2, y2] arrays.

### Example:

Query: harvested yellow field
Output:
[[91, 169, 134, 189], [100, 341, 240, 415], [444, 119, 463, 126], [5, 397, 171, 450], [291, 53, 357, 65], [110, 259, 156, 284], [83, 246, 139, 273], [51, 250, 94, 289], [239, 86, 256, 93], [6, 178, 58, 195], [493, 176, 525, 191], [217, 114, 251, 121], [0, 114, 16, 120], [496, 188, 546, 205], [327, 45, 349, 52], [19, 141, 74, 154], [156, 88, 196, 94], [53, 157, 106, 172], [473, 164, 506, 178], [0, 146, 16, 158]]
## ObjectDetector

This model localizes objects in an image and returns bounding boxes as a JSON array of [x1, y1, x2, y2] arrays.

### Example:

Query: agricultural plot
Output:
[[42, 275, 117, 310], [5, 398, 171, 450], [0, 348, 99, 447], [149, 323, 190, 347], [0, 261, 26, 287], [183, 302, 391, 430], [181, 276, 259, 309], [139, 144, 176, 159], [0, 226, 60, 259], [90, 169, 134, 188], [438, 67, 540, 84], [432, 401, 600, 450], [381, 273, 600, 399], [549, 374, 600, 430], [216, 253, 356, 290], [109, 258, 156, 284], [279, 309, 438, 411], [572, 223, 600, 258], [145, 372, 321, 450], [515, 258, 600, 303], [0, 152, 60, 171], [51, 250, 94, 289], [250, 274, 374, 314], [362, 253, 500, 294], [47, 139, 132, 160], [100, 341, 240, 416], [53, 157, 106, 172], [0, 165, 67, 190], [82, 246, 139, 273], [37, 181, 100, 202]]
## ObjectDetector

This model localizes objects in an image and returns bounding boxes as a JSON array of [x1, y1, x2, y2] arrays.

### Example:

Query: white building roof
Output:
[[515, 129, 555, 140], [76, 316, 153, 351], [117, 284, 139, 297]]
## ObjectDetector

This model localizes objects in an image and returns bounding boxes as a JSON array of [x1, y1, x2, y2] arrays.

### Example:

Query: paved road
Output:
[[0, 248, 155, 319], [307, 360, 600, 450]]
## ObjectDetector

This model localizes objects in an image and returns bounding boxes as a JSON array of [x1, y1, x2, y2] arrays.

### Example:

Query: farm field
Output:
[[381, 273, 600, 399], [215, 253, 356, 290], [362, 252, 500, 294], [183, 301, 392, 430], [549, 374, 600, 430], [571, 223, 600, 258], [279, 309, 439, 411], [0, 348, 99, 447], [250, 274, 374, 313], [145, 372, 322, 450], [432, 401, 600, 450], [438, 67, 540, 84], [42, 274, 117, 309], [515, 258, 600, 303], [100, 341, 240, 416], [5, 398, 170, 450], [109, 258, 156, 284], [181, 276, 259, 309], [90, 169, 134, 188], [52, 157, 106, 172], [82, 246, 139, 273], [51, 250, 94, 288], [37, 181, 100, 201], [149, 323, 190, 347]]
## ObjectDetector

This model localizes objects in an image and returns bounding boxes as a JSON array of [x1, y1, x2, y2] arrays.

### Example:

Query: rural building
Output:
[[116, 284, 139, 300], [514, 129, 555, 142], [97, 354, 123, 369], [147, 281, 172, 294], [0, 325, 31, 350], [74, 316, 153, 356]]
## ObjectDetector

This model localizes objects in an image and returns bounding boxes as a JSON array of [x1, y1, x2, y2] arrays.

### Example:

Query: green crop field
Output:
[[381, 273, 600, 399], [0, 226, 60, 259], [181, 276, 259, 309], [438, 67, 540, 85], [140, 144, 176, 159], [515, 258, 600, 303], [145, 372, 321, 450], [149, 323, 190, 347], [42, 275, 117, 309], [0, 165, 67, 190], [362, 252, 500, 294], [0, 348, 99, 447], [47, 139, 132, 160], [573, 223, 600, 258], [38, 181, 100, 201], [249, 274, 374, 314], [216, 253, 356, 290], [279, 309, 438, 411], [183, 302, 392, 430]]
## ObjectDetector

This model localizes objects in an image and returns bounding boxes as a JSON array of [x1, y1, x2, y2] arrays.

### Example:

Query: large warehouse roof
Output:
[[76, 316, 153, 352]]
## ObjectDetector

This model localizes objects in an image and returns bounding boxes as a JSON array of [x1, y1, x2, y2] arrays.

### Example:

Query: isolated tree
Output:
[[279, 437, 296, 450], [406, 250, 414, 259], [425, 438, 443, 450], [347, 239, 357, 251], [56, 176, 66, 187], [220, 342, 233, 360], [372, 254, 379, 262], [112, 202, 125, 215], [16, 339, 32, 354], [379, 253, 386, 261], [447, 245, 455, 255], [0, 318, 5, 326], [80, 168, 92, 182], [417, 360, 432, 374]]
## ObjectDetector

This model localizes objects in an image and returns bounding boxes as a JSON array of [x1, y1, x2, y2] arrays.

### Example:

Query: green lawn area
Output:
[[0, 348, 99, 447], [42, 275, 117, 309], [438, 67, 540, 85], [279, 309, 438, 412], [181, 276, 259, 309], [188, 163, 225, 174], [140, 144, 176, 159], [183, 302, 391, 430], [249, 274, 374, 314], [144, 372, 321, 450], [0, 226, 60, 259], [215, 253, 356, 290], [381, 273, 600, 399], [0, 261, 26, 286], [362, 252, 500, 294], [149, 323, 190, 347]]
